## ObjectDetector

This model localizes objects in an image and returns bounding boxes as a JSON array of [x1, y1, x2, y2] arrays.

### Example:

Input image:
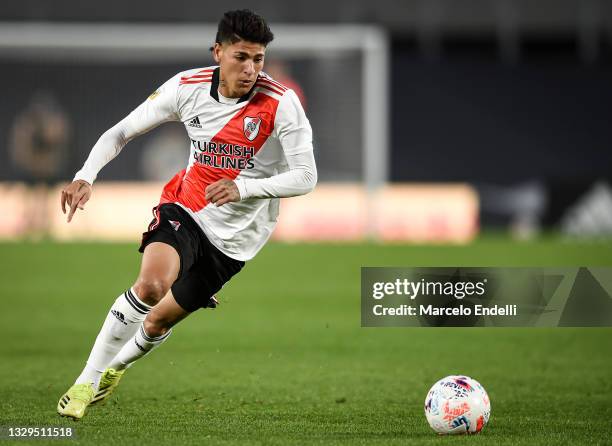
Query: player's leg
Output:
[[132, 242, 181, 306], [75, 242, 179, 387], [111, 289, 189, 369], [104, 228, 246, 372], [93, 231, 245, 405], [58, 242, 179, 419], [93, 290, 190, 404]]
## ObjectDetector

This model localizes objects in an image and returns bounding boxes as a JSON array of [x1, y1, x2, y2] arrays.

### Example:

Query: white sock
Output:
[[108, 324, 172, 371], [75, 288, 152, 388]]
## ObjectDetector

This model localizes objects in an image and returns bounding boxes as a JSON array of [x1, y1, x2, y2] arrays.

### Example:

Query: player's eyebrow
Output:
[[234, 50, 265, 58]]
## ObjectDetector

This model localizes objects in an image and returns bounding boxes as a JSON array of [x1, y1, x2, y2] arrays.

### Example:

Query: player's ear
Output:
[[212, 43, 222, 63]]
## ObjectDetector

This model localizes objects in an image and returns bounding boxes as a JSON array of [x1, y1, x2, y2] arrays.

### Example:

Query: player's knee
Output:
[[143, 313, 170, 338], [133, 278, 169, 306]]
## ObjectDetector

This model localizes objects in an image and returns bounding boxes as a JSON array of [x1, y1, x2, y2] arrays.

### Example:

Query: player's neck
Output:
[[217, 89, 240, 105], [218, 81, 241, 99]]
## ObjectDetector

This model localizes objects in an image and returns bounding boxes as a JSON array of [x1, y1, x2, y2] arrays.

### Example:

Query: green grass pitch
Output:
[[1, 237, 611, 445]]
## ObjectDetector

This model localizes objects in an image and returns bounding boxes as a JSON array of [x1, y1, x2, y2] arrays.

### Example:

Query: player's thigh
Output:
[[144, 289, 191, 337], [170, 248, 244, 312], [134, 242, 181, 304]]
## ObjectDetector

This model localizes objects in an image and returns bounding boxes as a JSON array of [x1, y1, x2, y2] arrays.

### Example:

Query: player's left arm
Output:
[[206, 90, 317, 206]]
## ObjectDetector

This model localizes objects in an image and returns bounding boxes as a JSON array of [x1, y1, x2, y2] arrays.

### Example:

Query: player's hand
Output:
[[60, 180, 92, 223], [205, 179, 240, 206]]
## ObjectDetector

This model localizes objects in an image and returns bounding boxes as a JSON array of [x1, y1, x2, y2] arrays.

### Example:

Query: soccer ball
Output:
[[424, 375, 491, 435]]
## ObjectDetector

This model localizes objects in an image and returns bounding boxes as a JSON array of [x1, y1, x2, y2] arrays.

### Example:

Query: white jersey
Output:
[[74, 66, 317, 261]]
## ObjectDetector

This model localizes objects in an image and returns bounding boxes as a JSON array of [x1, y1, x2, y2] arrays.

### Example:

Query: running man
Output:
[[57, 9, 316, 420]]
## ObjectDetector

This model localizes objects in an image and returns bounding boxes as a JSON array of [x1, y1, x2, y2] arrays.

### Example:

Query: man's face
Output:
[[213, 40, 266, 98]]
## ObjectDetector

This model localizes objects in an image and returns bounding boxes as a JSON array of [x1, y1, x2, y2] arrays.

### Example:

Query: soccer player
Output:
[[57, 9, 316, 420]]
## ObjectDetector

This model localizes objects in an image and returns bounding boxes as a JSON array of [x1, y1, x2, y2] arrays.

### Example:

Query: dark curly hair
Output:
[[213, 9, 274, 48]]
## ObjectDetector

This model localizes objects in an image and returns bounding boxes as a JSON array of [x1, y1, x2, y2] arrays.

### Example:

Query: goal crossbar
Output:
[[0, 22, 389, 190]]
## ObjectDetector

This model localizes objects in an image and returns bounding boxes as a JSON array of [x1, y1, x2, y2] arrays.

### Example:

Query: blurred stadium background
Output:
[[2, 0, 612, 242], [1, 1, 612, 444]]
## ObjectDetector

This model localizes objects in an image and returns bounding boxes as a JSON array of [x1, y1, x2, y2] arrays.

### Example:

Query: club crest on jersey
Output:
[[243, 116, 262, 141]]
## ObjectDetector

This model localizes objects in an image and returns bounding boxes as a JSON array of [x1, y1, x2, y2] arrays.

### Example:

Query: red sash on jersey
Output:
[[159, 92, 280, 212]]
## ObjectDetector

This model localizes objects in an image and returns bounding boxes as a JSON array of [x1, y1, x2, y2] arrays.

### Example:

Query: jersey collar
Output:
[[210, 67, 256, 104]]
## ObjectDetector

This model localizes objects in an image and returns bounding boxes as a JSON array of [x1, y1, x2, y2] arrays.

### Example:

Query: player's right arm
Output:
[[61, 74, 182, 222]]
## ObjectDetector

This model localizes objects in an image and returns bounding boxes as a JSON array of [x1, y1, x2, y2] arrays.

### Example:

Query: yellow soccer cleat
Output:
[[57, 383, 95, 420], [91, 368, 125, 404]]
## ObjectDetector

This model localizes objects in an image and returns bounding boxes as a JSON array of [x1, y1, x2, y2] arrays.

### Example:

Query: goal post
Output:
[[0, 22, 390, 190], [3, 22, 468, 243]]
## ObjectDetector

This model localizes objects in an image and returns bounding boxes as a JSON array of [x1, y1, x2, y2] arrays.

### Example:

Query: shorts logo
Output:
[[168, 220, 181, 231], [243, 116, 261, 141]]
